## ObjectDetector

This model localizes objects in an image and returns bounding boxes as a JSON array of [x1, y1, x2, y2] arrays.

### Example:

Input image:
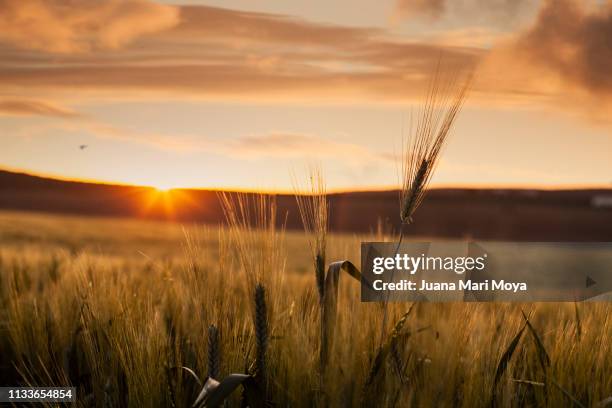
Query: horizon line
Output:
[[1, 166, 611, 194]]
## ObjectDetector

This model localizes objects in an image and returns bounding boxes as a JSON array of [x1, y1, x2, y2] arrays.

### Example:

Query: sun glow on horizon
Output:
[[138, 186, 202, 220], [141, 187, 178, 219], [150, 182, 176, 192]]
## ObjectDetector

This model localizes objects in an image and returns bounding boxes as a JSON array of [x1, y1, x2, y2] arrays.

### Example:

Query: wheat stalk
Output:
[[293, 167, 328, 303], [380, 65, 472, 342], [399, 64, 471, 225]]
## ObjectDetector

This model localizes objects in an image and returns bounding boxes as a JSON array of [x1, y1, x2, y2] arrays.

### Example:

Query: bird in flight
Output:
[[79, 145, 88, 150]]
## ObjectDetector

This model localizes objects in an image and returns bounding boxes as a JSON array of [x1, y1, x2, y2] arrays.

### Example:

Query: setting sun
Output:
[[139, 185, 197, 220], [152, 183, 175, 192]]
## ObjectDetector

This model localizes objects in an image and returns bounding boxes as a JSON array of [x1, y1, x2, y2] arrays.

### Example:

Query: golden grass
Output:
[[0, 210, 610, 407]]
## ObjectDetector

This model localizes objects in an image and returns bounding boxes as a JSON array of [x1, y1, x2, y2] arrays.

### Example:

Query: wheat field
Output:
[[0, 209, 610, 407]]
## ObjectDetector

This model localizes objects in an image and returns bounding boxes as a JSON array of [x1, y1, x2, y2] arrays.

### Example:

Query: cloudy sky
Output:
[[1, 0, 611, 191]]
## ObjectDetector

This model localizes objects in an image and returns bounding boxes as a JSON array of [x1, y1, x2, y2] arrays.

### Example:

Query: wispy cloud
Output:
[[171, 5, 378, 48], [50, 116, 392, 165], [0, 1, 610, 121], [0, 3, 478, 104], [0, 0, 179, 53], [0, 99, 82, 118], [393, 0, 446, 20], [393, 0, 538, 23], [224, 133, 391, 163]]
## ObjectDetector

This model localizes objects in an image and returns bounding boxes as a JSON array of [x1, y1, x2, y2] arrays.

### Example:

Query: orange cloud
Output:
[[394, 0, 446, 20], [0, 98, 81, 118], [512, 0, 612, 96], [481, 0, 612, 121], [0, 2, 610, 122], [0, 61, 477, 103], [171, 5, 377, 48], [393, 0, 537, 22], [0, 0, 179, 53], [0, 4, 478, 103]]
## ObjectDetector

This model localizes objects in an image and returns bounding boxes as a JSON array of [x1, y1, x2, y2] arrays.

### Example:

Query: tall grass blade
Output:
[[365, 306, 415, 387], [550, 379, 586, 408], [512, 378, 545, 387], [493, 323, 526, 388], [180, 366, 203, 387], [574, 302, 582, 341], [521, 310, 550, 370], [596, 396, 612, 407], [193, 374, 264, 408]]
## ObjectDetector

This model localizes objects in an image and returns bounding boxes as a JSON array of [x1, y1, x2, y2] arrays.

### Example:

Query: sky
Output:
[[0, 0, 611, 191]]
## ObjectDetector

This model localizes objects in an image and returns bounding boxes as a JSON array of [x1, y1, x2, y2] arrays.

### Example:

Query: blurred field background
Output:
[[0, 209, 610, 407]]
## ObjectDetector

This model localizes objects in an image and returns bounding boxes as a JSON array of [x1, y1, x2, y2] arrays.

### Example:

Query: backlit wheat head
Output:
[[400, 67, 472, 225]]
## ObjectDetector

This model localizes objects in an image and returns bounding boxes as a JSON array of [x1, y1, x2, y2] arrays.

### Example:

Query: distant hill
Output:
[[1, 169, 611, 240]]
